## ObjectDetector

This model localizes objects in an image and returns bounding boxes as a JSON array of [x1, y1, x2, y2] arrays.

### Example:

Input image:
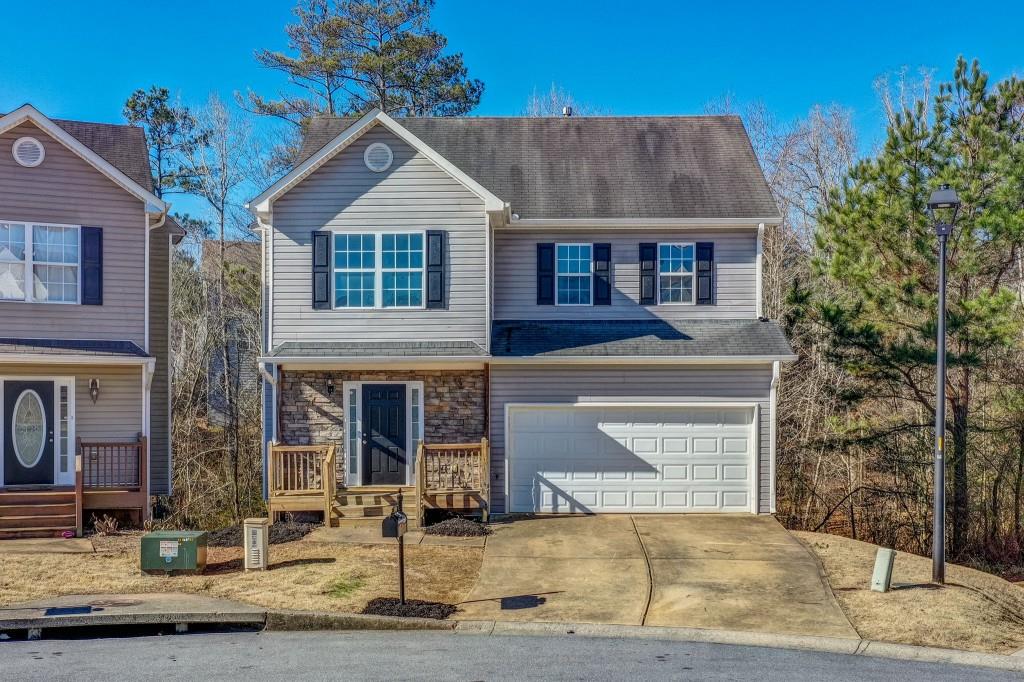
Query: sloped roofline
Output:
[[247, 108, 507, 215], [0, 104, 167, 214]]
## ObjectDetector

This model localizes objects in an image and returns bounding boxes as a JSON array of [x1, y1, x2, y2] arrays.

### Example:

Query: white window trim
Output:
[[331, 229, 426, 310], [0, 220, 82, 305], [0, 376, 76, 487], [342, 380, 425, 487], [555, 242, 593, 307], [656, 241, 696, 306]]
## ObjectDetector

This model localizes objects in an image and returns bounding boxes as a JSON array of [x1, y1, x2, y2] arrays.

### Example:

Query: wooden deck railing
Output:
[[415, 438, 489, 523], [74, 436, 149, 536], [267, 443, 336, 521]]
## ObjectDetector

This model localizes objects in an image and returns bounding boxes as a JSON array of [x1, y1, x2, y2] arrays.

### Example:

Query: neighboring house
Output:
[[200, 239, 261, 426], [0, 105, 182, 538], [250, 109, 795, 526]]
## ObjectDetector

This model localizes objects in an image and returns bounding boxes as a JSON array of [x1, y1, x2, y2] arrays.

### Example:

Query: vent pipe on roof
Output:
[[562, 106, 573, 117]]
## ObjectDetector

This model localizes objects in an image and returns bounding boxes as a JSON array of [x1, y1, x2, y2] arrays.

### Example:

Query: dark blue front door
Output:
[[362, 384, 406, 485], [3, 380, 55, 485]]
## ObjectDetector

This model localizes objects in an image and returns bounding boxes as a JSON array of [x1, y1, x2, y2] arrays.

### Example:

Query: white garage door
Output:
[[507, 404, 756, 513]]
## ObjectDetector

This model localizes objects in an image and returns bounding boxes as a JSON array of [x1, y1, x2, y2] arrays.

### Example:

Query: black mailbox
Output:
[[382, 510, 408, 538]]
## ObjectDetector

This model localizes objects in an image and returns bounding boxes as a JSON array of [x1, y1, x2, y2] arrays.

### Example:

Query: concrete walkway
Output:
[[305, 526, 486, 548], [0, 537, 94, 554], [458, 515, 858, 638]]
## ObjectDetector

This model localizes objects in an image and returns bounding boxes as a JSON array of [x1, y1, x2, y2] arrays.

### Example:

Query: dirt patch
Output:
[[0, 533, 482, 615], [794, 531, 1024, 654], [207, 522, 317, 548], [423, 518, 491, 537], [362, 597, 457, 620]]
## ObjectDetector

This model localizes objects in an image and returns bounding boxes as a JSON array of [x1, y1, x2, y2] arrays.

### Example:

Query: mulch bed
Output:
[[361, 597, 457, 620], [423, 518, 492, 537], [207, 522, 317, 548]]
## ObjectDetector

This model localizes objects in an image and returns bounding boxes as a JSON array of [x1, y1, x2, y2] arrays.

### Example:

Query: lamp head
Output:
[[928, 184, 961, 225]]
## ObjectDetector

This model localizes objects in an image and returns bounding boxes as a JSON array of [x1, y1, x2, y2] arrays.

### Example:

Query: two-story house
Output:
[[251, 110, 794, 527], [0, 105, 181, 537]]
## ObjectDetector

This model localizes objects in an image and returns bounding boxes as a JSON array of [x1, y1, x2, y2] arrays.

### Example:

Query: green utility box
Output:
[[141, 531, 208, 575]]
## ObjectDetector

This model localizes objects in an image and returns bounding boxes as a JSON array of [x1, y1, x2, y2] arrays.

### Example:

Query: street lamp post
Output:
[[927, 184, 960, 585]]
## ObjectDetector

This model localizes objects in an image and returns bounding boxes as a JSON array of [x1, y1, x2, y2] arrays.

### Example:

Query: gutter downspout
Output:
[[769, 360, 781, 514]]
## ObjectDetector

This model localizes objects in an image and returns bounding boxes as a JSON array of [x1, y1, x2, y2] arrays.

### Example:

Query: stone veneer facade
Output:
[[278, 369, 486, 484]]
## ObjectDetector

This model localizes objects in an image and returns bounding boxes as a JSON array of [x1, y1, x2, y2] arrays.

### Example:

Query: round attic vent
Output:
[[363, 142, 393, 172], [12, 137, 45, 168]]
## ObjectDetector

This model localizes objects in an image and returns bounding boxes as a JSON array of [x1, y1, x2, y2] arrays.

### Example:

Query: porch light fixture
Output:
[[89, 378, 100, 404], [326, 377, 335, 395], [926, 183, 961, 585]]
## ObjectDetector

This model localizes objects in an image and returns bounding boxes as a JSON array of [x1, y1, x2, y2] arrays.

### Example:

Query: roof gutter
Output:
[[488, 354, 798, 365], [505, 217, 783, 228]]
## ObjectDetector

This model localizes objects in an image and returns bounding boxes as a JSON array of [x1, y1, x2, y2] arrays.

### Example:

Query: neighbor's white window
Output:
[[658, 243, 695, 304], [0, 222, 79, 303], [333, 232, 424, 309], [556, 243, 592, 305]]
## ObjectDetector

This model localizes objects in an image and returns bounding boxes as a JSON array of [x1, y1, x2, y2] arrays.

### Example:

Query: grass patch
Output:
[[326, 574, 366, 598]]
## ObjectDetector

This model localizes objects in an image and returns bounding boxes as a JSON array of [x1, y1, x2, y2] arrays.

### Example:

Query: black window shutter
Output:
[[81, 226, 103, 305], [696, 242, 714, 305], [536, 243, 555, 305], [426, 230, 445, 309], [638, 242, 656, 305], [593, 243, 611, 305], [311, 231, 331, 310]]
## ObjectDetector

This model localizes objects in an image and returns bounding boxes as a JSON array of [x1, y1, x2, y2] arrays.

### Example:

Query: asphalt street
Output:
[[3, 630, 1021, 681]]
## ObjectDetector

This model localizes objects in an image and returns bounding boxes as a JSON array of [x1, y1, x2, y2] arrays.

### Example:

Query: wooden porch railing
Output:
[[415, 438, 490, 523], [267, 443, 337, 522], [74, 436, 149, 536]]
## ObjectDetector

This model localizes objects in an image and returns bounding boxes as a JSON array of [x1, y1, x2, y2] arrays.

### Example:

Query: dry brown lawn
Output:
[[794, 531, 1024, 654], [0, 533, 483, 614]]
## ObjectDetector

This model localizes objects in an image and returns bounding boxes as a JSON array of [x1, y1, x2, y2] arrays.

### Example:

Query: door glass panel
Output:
[[13, 390, 46, 467], [59, 386, 69, 473]]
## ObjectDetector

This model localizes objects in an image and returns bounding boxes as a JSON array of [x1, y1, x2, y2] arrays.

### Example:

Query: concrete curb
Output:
[[0, 610, 266, 632], [451, 620, 1024, 673], [264, 609, 455, 632]]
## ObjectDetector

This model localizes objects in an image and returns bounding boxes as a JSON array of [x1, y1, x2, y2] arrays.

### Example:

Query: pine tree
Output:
[[807, 58, 1024, 557]]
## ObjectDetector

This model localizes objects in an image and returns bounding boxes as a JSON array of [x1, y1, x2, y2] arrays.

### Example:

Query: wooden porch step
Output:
[[0, 502, 76, 517], [331, 503, 419, 520], [0, 513, 76, 530], [0, 490, 75, 506]]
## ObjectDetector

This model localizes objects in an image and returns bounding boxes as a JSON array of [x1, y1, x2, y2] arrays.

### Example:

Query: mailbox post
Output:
[[382, 491, 409, 604]]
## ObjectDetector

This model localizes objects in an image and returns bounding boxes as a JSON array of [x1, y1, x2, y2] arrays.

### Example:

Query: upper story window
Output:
[[556, 243, 592, 305], [0, 221, 80, 304], [658, 242, 694, 304], [333, 232, 424, 309]]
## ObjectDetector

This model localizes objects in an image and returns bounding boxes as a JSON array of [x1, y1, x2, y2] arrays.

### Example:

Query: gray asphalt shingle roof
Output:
[[269, 341, 488, 358], [491, 320, 794, 358], [298, 116, 780, 220], [0, 338, 150, 358], [53, 118, 153, 192]]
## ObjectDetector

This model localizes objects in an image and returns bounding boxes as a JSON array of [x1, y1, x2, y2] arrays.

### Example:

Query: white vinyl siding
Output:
[[271, 125, 487, 346], [493, 229, 757, 320]]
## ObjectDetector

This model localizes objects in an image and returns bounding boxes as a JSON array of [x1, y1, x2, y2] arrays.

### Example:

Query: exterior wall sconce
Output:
[[326, 377, 335, 395], [89, 379, 100, 404]]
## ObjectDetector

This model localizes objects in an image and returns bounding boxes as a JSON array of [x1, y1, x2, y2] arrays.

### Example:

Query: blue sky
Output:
[[1, 1, 1020, 170]]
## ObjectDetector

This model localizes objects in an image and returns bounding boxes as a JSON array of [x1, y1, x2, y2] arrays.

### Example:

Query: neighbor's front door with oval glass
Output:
[[3, 381, 55, 485]]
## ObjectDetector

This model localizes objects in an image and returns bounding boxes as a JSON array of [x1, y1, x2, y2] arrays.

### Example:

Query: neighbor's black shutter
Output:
[[312, 230, 331, 310], [536, 243, 555, 305], [426, 230, 446, 309], [593, 243, 611, 305], [696, 241, 714, 305], [81, 227, 103, 305], [638, 242, 657, 305]]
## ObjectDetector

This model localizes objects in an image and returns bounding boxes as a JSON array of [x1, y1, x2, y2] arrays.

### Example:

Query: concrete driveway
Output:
[[458, 515, 858, 638]]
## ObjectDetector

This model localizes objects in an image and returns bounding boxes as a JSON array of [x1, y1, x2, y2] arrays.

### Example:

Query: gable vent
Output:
[[363, 142, 393, 173], [12, 137, 45, 167]]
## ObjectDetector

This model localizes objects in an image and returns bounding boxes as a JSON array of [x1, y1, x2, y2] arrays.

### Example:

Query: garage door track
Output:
[[458, 515, 857, 639]]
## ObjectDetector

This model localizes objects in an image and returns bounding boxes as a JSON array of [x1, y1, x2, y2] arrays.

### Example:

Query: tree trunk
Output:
[[949, 398, 970, 558], [1014, 428, 1024, 543]]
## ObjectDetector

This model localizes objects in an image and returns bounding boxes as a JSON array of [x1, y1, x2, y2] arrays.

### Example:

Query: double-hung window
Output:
[[0, 221, 80, 304], [333, 232, 424, 309], [658, 242, 695, 304], [556, 243, 592, 305]]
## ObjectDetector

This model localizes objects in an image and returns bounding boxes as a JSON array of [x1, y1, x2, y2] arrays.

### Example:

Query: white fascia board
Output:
[[0, 353, 156, 367], [488, 355, 798, 365], [505, 217, 783, 229], [0, 104, 167, 214], [247, 108, 506, 214], [265, 356, 487, 370]]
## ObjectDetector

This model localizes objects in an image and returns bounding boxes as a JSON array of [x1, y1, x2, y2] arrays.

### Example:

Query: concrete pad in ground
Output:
[[458, 556, 648, 625], [0, 593, 266, 631], [644, 558, 858, 638], [0, 537, 94, 554], [633, 515, 802, 560], [306, 527, 425, 546], [418, 534, 486, 548], [485, 515, 641, 559]]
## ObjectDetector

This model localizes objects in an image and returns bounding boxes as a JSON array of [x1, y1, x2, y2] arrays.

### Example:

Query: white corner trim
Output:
[[247, 108, 505, 214], [0, 104, 167, 213], [756, 222, 765, 319], [769, 360, 780, 514]]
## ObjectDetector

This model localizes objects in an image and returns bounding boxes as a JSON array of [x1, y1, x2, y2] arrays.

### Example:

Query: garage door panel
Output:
[[509, 405, 754, 514]]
